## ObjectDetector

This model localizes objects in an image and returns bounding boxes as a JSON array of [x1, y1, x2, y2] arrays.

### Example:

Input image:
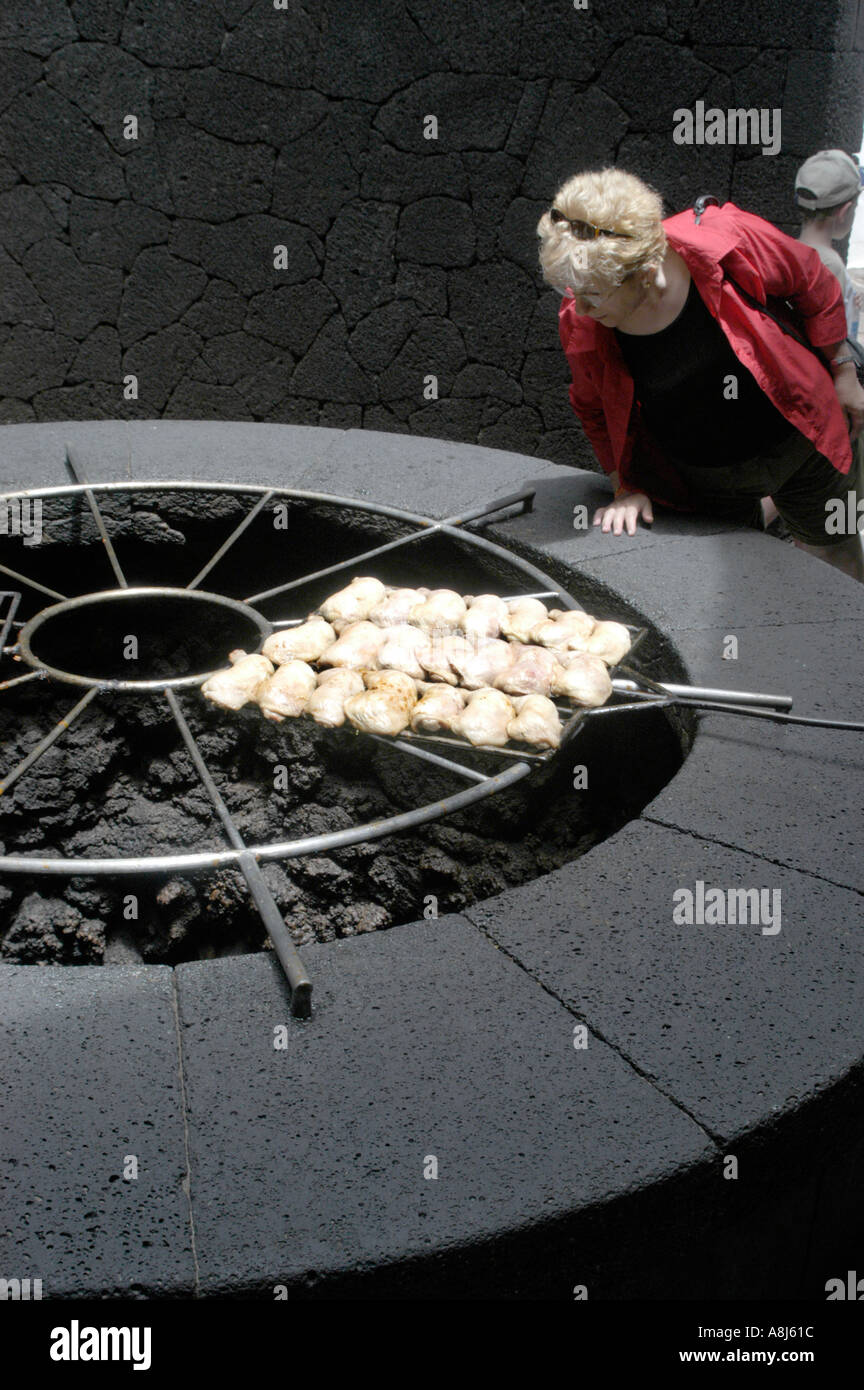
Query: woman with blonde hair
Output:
[[537, 168, 864, 581]]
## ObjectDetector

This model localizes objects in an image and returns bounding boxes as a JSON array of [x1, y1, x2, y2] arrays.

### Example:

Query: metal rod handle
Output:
[[612, 677, 793, 711]]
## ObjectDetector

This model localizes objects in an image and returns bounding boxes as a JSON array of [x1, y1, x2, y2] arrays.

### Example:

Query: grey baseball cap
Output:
[[794, 149, 861, 209]]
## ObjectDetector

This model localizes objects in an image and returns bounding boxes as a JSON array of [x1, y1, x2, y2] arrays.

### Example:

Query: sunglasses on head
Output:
[[549, 208, 633, 239]]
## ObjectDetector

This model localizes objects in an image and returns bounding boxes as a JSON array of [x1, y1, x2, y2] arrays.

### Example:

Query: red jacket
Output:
[[558, 201, 851, 508]]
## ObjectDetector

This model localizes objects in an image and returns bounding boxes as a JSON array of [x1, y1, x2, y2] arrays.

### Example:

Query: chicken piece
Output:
[[419, 633, 475, 685], [494, 643, 562, 697], [318, 576, 387, 625], [551, 652, 613, 707], [201, 651, 273, 711], [262, 616, 336, 665], [368, 586, 429, 627], [500, 597, 549, 643], [256, 660, 318, 722], [318, 620, 386, 670], [532, 608, 596, 652], [585, 620, 632, 666], [449, 636, 515, 689], [376, 623, 432, 680], [307, 669, 365, 728], [344, 670, 418, 737], [410, 682, 466, 733], [409, 588, 468, 634], [461, 593, 509, 640], [507, 694, 562, 749], [453, 688, 516, 747]]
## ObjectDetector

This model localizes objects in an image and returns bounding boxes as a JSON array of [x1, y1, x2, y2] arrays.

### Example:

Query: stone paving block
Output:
[[0, 963, 194, 1297], [644, 620, 864, 892], [464, 820, 864, 1140], [175, 915, 712, 1295], [0, 420, 345, 493], [292, 427, 561, 518]]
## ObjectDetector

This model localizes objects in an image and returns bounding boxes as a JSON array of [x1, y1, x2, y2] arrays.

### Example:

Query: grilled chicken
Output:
[[376, 623, 432, 680], [551, 652, 613, 707], [262, 616, 336, 665], [419, 633, 475, 685], [585, 620, 631, 666], [410, 682, 466, 733], [201, 651, 273, 711], [368, 586, 429, 626], [307, 668, 365, 727], [453, 687, 516, 747], [256, 660, 318, 722], [318, 620, 386, 670], [318, 576, 387, 625], [507, 694, 562, 748], [344, 669, 418, 737], [449, 636, 515, 689], [494, 643, 562, 696], [410, 588, 468, 634], [533, 608, 596, 652], [500, 597, 549, 643], [461, 593, 509, 640]]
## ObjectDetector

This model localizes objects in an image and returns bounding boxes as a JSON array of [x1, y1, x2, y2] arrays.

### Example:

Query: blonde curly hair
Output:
[[536, 168, 667, 295]]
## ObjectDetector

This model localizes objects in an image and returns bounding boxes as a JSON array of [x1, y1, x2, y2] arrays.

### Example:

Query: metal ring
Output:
[[16, 586, 272, 691]]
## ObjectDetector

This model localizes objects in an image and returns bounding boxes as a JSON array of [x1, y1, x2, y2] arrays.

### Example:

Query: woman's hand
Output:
[[593, 490, 654, 536], [832, 361, 864, 441]]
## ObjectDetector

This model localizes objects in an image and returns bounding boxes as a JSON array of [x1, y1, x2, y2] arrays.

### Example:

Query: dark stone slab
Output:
[[464, 820, 864, 1140], [0, 84, 125, 199], [0, 963, 194, 1297], [572, 527, 863, 629], [122, 0, 224, 67], [45, 42, 154, 154], [175, 918, 712, 1295], [397, 197, 475, 267], [0, 420, 345, 494], [291, 426, 560, 517], [118, 247, 208, 346], [643, 619, 864, 893], [447, 262, 537, 369]]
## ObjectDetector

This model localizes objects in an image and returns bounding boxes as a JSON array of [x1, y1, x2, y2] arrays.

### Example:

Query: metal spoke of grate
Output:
[[0, 670, 47, 694], [0, 590, 22, 652], [186, 489, 276, 592], [0, 686, 99, 796], [243, 488, 537, 606], [165, 689, 312, 1017], [0, 563, 66, 602], [65, 445, 128, 589]]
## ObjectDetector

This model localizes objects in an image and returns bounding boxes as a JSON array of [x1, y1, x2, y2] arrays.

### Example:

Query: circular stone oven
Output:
[[0, 479, 686, 972], [5, 421, 860, 1304]]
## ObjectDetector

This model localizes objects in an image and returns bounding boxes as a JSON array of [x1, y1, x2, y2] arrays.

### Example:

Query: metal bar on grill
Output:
[[0, 563, 65, 601], [0, 590, 21, 651], [613, 673, 792, 711], [0, 670, 47, 694], [186, 490, 276, 591], [165, 689, 312, 1017], [0, 686, 99, 796], [65, 445, 128, 589], [391, 729, 550, 762], [371, 733, 491, 783], [244, 488, 536, 606]]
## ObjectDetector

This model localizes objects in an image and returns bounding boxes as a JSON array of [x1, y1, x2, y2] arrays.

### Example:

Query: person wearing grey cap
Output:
[[796, 148, 862, 342]]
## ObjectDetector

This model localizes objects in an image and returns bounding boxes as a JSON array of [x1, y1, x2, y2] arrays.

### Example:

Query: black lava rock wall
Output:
[[0, 1, 862, 470]]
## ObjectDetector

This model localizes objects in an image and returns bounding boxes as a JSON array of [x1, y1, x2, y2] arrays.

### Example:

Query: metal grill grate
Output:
[[0, 448, 796, 1016]]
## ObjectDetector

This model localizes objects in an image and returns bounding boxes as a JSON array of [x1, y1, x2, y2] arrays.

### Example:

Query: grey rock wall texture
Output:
[[0, 0, 862, 469]]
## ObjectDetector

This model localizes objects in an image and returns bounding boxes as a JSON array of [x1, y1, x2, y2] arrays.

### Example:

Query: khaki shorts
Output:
[[671, 428, 864, 547]]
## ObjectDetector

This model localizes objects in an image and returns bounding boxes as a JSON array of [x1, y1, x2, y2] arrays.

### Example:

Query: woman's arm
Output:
[[726, 208, 848, 349]]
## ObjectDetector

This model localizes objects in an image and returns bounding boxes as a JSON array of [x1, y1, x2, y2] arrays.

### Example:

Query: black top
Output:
[[614, 278, 795, 465]]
